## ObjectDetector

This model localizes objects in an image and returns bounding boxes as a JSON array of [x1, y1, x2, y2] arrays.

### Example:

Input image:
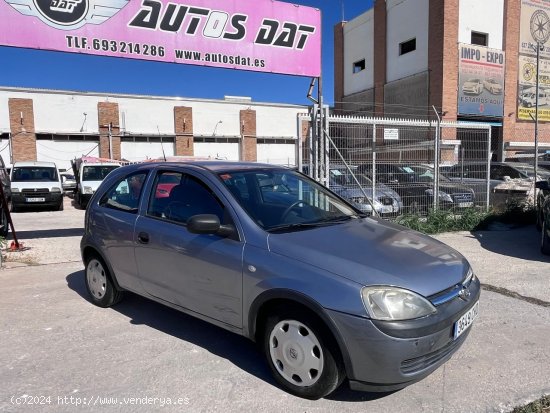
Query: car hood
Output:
[[463, 81, 479, 87], [267, 218, 468, 297]]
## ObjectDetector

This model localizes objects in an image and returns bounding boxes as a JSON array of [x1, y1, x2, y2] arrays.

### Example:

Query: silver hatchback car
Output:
[[81, 161, 480, 400]]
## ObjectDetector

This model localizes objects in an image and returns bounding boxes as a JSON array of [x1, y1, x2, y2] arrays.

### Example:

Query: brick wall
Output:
[[97, 102, 120, 159], [174, 106, 194, 156], [429, 0, 459, 122], [240, 109, 257, 161], [334, 22, 345, 113], [374, 0, 387, 117], [502, 0, 532, 147], [9, 98, 37, 162]]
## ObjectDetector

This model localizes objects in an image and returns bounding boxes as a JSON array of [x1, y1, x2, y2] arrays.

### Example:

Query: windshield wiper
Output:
[[267, 215, 361, 233]]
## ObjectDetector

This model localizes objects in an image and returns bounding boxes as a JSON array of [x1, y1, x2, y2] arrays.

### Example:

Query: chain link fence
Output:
[[299, 112, 492, 219]]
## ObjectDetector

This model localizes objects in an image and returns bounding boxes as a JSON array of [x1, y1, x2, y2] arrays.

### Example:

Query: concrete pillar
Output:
[[174, 106, 194, 156], [240, 109, 257, 161], [9, 98, 37, 162], [97, 102, 120, 160]]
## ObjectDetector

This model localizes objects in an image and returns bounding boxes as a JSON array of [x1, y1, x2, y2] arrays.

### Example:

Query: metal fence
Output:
[[299, 111, 492, 219]]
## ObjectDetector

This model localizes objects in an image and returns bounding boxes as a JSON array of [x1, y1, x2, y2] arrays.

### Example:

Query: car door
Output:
[[133, 168, 244, 328], [91, 170, 149, 291]]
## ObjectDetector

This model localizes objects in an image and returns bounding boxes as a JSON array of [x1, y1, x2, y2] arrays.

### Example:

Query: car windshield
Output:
[[12, 166, 58, 182], [513, 165, 550, 178], [330, 168, 373, 186], [395, 165, 450, 182], [82, 165, 120, 181], [218, 169, 362, 231]]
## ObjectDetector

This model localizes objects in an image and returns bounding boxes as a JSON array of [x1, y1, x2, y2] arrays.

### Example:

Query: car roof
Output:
[[13, 161, 57, 168], [121, 160, 291, 173]]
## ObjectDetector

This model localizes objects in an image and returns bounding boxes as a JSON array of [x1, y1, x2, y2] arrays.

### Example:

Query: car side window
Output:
[[99, 172, 147, 213], [147, 171, 224, 225]]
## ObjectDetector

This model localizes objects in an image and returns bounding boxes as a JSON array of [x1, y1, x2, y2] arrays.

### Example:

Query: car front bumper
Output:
[[12, 193, 63, 208], [327, 280, 480, 391]]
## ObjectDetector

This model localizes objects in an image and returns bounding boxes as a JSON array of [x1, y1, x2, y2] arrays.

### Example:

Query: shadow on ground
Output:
[[472, 225, 550, 263], [8, 228, 84, 239], [66, 270, 394, 402]]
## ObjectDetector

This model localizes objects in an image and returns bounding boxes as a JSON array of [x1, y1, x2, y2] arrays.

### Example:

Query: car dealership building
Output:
[[0, 87, 308, 171], [334, 0, 550, 160]]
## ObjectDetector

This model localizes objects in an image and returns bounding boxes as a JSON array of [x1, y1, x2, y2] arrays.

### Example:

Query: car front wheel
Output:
[[85, 254, 124, 307], [263, 309, 344, 400]]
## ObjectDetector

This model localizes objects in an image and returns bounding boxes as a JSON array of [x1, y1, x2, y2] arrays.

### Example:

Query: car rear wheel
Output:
[[263, 309, 344, 400], [85, 254, 124, 307], [542, 221, 550, 255]]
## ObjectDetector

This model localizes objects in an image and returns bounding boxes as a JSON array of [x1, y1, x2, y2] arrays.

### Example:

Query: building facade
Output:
[[334, 0, 550, 160], [0, 87, 308, 170]]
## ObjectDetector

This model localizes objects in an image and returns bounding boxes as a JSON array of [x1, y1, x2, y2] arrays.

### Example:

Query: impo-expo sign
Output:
[[457, 43, 505, 117], [0, 0, 321, 77]]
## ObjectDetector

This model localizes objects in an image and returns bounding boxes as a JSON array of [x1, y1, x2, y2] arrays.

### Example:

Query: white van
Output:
[[10, 161, 63, 211]]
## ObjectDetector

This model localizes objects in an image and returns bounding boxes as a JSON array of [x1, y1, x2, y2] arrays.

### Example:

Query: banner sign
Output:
[[517, 55, 550, 121], [0, 0, 321, 77], [457, 43, 505, 117], [518, 0, 550, 121]]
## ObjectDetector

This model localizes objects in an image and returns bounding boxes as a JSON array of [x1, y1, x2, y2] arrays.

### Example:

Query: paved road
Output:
[[1, 200, 549, 412]]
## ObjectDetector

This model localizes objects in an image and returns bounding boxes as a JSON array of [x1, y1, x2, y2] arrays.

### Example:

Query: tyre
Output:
[[57, 200, 64, 211], [542, 220, 550, 255], [84, 253, 124, 307], [263, 307, 345, 400], [536, 208, 543, 232], [0, 207, 8, 237]]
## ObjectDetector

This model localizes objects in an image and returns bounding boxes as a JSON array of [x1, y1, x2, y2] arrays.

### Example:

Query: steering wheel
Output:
[[280, 200, 312, 222]]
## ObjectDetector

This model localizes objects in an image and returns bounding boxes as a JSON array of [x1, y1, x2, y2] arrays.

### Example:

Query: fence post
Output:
[[486, 126, 492, 212], [432, 107, 441, 211], [372, 123, 376, 203]]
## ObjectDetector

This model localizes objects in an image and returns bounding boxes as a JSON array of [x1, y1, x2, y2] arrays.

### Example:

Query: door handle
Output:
[[138, 232, 149, 244]]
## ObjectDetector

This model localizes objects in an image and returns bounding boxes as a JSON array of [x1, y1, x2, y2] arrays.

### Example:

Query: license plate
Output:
[[26, 197, 45, 202], [454, 300, 479, 339], [458, 202, 473, 208]]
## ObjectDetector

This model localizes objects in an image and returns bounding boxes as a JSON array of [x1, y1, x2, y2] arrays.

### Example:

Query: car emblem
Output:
[[458, 285, 471, 301], [4, 0, 129, 31], [289, 348, 298, 360]]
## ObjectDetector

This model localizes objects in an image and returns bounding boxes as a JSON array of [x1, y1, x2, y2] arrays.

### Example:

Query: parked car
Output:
[[327, 165, 402, 216], [535, 179, 550, 254], [10, 161, 63, 211], [0, 154, 11, 237], [483, 78, 503, 94], [82, 161, 480, 399], [60, 171, 77, 193], [462, 78, 483, 95], [360, 163, 475, 214]]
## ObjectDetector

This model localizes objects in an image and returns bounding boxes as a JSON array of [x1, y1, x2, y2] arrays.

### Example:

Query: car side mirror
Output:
[[535, 180, 550, 190], [187, 214, 236, 238]]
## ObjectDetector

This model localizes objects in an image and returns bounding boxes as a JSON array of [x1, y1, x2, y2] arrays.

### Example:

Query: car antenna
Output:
[[157, 126, 167, 162]]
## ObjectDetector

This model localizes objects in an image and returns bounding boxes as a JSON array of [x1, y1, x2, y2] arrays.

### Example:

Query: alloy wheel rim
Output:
[[269, 320, 324, 387], [86, 259, 107, 300]]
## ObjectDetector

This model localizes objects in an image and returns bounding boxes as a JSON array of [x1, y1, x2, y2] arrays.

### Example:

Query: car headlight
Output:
[[51, 187, 61, 193], [83, 186, 94, 194], [361, 286, 436, 321], [425, 189, 453, 203]]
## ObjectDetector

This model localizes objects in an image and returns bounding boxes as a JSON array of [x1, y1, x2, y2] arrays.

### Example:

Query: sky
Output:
[[0, 0, 372, 107]]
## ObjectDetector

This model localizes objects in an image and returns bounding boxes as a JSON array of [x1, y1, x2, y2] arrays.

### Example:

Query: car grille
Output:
[[379, 196, 393, 206], [22, 188, 50, 197], [400, 333, 467, 375], [452, 193, 473, 203]]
